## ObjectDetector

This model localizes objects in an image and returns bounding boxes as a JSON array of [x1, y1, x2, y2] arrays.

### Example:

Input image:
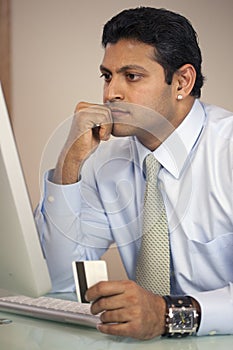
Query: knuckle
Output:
[[95, 280, 106, 292], [97, 297, 107, 310], [100, 311, 108, 322], [76, 101, 91, 111], [123, 279, 136, 288]]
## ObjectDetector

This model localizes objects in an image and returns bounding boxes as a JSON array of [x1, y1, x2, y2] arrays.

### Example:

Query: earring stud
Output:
[[177, 94, 183, 100]]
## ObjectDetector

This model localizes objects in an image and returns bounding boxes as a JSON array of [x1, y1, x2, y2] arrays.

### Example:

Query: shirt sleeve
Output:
[[190, 283, 233, 336], [34, 169, 113, 292]]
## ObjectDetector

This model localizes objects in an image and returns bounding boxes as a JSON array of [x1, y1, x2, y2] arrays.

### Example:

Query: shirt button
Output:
[[47, 195, 55, 203]]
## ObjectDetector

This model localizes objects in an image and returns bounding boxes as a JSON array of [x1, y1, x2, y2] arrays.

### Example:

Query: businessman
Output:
[[35, 7, 233, 339]]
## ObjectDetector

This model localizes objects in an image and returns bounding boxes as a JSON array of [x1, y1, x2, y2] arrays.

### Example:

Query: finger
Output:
[[90, 294, 125, 315], [96, 322, 141, 339], [98, 124, 112, 141], [76, 101, 94, 112], [85, 280, 127, 302], [89, 106, 112, 141], [100, 309, 130, 324], [75, 101, 112, 125], [76, 104, 113, 140]]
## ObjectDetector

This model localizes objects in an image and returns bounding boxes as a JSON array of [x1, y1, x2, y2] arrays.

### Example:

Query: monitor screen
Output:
[[0, 84, 51, 297]]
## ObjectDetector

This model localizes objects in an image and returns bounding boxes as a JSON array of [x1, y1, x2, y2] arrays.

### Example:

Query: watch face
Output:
[[171, 309, 194, 331]]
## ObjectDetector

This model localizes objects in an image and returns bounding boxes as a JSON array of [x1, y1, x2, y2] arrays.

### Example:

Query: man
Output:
[[35, 7, 233, 339]]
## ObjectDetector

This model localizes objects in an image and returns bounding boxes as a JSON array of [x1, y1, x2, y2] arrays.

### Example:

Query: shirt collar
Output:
[[133, 99, 206, 179]]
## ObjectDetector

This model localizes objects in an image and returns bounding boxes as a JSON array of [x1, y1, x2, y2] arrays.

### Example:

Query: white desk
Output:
[[0, 310, 232, 350]]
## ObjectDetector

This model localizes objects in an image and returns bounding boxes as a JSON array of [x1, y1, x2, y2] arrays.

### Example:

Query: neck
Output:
[[138, 97, 196, 151]]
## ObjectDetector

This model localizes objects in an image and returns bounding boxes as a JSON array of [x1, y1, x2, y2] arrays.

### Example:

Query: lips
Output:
[[110, 107, 128, 114], [110, 107, 130, 121]]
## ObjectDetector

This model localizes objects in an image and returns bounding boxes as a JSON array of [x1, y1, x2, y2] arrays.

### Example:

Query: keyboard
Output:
[[0, 295, 100, 327]]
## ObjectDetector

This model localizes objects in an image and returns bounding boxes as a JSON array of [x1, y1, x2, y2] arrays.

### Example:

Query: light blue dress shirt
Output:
[[35, 99, 233, 336]]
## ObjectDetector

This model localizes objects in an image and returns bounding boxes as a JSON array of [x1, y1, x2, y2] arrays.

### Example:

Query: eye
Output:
[[126, 73, 142, 82], [100, 72, 111, 82]]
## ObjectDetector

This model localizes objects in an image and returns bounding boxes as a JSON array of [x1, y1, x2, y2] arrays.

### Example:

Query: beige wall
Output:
[[10, 0, 233, 279]]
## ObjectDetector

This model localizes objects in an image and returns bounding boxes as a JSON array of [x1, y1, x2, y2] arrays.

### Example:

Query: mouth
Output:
[[109, 107, 130, 120]]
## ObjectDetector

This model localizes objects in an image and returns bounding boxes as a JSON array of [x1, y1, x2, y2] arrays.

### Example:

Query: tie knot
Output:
[[145, 154, 160, 182]]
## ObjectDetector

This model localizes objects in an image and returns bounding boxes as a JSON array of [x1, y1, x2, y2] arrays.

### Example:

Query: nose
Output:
[[104, 78, 124, 103]]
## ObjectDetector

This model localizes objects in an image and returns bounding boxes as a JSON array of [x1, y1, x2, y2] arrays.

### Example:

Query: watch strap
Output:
[[163, 295, 193, 308]]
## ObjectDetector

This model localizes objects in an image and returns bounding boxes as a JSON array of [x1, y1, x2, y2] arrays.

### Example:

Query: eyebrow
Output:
[[99, 64, 148, 74]]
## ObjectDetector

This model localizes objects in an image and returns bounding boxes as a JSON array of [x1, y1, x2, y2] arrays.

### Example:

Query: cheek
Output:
[[127, 88, 153, 106], [102, 85, 108, 103], [131, 91, 158, 111], [143, 86, 173, 115]]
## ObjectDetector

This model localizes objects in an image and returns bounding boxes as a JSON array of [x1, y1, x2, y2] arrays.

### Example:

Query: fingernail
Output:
[[96, 323, 102, 331]]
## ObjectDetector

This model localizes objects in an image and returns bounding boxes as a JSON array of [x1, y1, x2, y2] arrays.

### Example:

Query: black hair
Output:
[[102, 7, 204, 98]]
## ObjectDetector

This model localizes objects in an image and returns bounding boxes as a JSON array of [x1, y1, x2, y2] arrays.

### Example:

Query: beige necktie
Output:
[[136, 154, 170, 295]]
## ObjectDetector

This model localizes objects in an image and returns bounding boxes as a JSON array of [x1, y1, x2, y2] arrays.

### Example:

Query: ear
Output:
[[174, 64, 196, 100]]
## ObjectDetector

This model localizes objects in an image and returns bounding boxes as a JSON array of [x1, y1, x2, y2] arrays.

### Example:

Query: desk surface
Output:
[[0, 310, 232, 350]]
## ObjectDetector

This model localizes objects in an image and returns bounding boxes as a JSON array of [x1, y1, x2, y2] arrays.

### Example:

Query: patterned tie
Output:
[[136, 154, 170, 295]]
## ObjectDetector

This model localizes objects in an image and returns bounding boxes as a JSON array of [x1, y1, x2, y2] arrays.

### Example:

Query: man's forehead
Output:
[[101, 39, 156, 69], [104, 39, 155, 54]]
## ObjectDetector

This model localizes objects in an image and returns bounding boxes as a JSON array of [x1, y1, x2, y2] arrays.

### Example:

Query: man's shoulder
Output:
[[202, 101, 233, 121], [202, 102, 233, 139]]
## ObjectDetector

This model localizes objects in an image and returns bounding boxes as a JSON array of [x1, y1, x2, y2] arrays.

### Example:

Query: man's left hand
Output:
[[85, 280, 166, 340]]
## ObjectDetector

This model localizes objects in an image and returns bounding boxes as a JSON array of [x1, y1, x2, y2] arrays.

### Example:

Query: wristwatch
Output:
[[163, 295, 199, 337]]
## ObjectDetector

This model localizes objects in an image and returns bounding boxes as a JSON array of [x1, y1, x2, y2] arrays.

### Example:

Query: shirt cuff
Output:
[[43, 169, 81, 215], [190, 283, 233, 336]]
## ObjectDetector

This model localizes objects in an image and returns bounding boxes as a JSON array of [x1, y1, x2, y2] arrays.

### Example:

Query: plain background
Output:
[[9, 0, 233, 279]]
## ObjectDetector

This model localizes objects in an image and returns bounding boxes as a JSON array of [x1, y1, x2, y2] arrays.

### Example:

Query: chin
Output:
[[111, 123, 132, 137]]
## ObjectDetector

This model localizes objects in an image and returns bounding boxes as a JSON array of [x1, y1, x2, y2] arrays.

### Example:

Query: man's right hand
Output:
[[53, 102, 113, 184]]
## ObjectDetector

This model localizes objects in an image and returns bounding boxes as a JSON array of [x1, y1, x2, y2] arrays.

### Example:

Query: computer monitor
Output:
[[0, 84, 52, 297]]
